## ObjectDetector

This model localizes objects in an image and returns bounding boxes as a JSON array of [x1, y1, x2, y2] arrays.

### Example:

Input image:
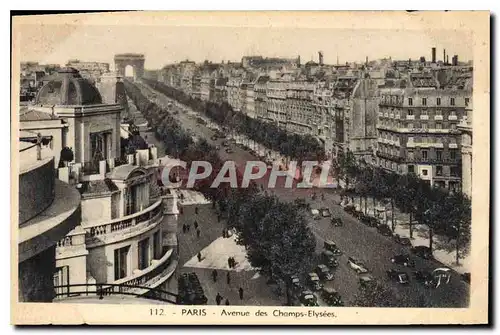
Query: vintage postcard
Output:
[[11, 11, 490, 325]]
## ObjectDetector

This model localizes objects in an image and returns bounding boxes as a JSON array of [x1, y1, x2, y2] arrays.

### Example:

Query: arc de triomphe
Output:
[[114, 53, 145, 80]]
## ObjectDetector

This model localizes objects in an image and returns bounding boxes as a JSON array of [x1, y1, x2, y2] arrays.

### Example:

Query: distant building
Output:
[[65, 59, 110, 83]]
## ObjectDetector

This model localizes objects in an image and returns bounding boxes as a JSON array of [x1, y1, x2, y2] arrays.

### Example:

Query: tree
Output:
[[353, 280, 411, 307], [395, 174, 420, 238]]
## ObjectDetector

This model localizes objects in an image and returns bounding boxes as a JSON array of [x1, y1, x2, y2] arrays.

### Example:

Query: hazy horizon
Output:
[[16, 19, 474, 70]]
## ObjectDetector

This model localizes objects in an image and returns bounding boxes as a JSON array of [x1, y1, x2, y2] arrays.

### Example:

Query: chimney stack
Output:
[[318, 51, 324, 66], [432, 47, 436, 63], [446, 55, 449, 64], [443, 49, 446, 63]]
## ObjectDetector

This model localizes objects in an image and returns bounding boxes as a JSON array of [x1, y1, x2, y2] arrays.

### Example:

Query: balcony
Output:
[[406, 115, 415, 120], [448, 115, 458, 121], [420, 115, 429, 120], [406, 157, 461, 165], [449, 143, 459, 149], [84, 199, 163, 247], [376, 150, 404, 163]]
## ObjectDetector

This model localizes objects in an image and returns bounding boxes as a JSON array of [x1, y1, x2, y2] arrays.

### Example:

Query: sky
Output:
[[14, 13, 474, 70]]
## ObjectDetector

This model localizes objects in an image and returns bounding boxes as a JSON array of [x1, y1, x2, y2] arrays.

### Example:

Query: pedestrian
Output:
[[239, 287, 244, 300], [180, 207, 184, 215], [321, 193, 325, 201], [222, 228, 227, 238], [226, 272, 231, 285], [197, 252, 202, 262], [182, 224, 187, 233], [194, 220, 198, 230], [225, 299, 230, 306], [227, 257, 232, 269], [195, 206, 199, 214], [217, 214, 221, 222], [212, 269, 218, 282], [186, 223, 191, 232], [216, 293, 223, 305], [230, 257, 236, 268], [197, 229, 201, 238]]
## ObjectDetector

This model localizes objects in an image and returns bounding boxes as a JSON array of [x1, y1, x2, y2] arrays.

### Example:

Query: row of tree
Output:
[[126, 80, 317, 305], [142, 78, 326, 162], [335, 150, 471, 264]]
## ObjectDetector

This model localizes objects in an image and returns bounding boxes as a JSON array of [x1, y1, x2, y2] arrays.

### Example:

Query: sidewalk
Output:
[[340, 195, 470, 274], [176, 189, 211, 206]]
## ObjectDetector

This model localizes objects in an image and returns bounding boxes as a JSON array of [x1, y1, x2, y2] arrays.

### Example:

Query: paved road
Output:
[[136, 81, 470, 307]]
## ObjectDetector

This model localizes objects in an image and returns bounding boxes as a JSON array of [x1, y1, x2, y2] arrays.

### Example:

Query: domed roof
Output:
[[35, 67, 102, 106]]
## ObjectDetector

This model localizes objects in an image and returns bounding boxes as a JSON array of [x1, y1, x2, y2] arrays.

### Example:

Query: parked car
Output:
[[315, 264, 334, 281], [343, 205, 356, 214], [307, 272, 323, 291], [394, 234, 412, 246], [386, 269, 410, 284], [331, 217, 343, 227], [360, 215, 379, 227], [390, 254, 416, 267], [211, 135, 218, 141], [321, 250, 339, 268], [299, 290, 319, 306], [311, 209, 321, 220], [358, 274, 375, 287], [461, 272, 471, 284], [225, 148, 234, 154], [320, 287, 344, 306], [323, 240, 342, 256], [411, 246, 433, 259], [377, 224, 393, 237], [347, 257, 368, 274], [413, 270, 435, 287], [320, 208, 332, 217], [290, 275, 302, 292], [222, 141, 229, 147], [353, 210, 365, 220]]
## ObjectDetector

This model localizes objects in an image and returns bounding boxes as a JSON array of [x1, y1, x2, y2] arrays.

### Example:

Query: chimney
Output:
[[443, 49, 446, 63], [366, 56, 368, 66], [432, 47, 436, 63], [446, 55, 449, 64], [318, 51, 324, 66]]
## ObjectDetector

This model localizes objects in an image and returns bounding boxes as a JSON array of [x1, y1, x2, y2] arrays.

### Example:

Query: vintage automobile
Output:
[[222, 141, 230, 147], [390, 254, 416, 267], [377, 224, 393, 237], [323, 240, 342, 256], [347, 257, 368, 274], [331, 217, 343, 227], [343, 205, 356, 214], [321, 250, 339, 268], [360, 215, 379, 227], [413, 270, 435, 287], [320, 208, 332, 217], [307, 272, 323, 291], [311, 209, 321, 220], [320, 287, 344, 306], [290, 275, 302, 292], [225, 148, 234, 154], [215, 145, 221, 150], [299, 290, 319, 307], [386, 269, 410, 284], [358, 274, 375, 287], [393, 234, 412, 246], [411, 246, 433, 260], [315, 264, 334, 281]]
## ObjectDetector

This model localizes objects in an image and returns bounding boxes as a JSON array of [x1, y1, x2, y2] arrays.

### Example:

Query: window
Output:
[[408, 109, 414, 116], [465, 98, 470, 107], [436, 109, 442, 116], [138, 238, 150, 270], [436, 165, 443, 176], [450, 166, 459, 177], [450, 149, 458, 160], [450, 110, 456, 116], [421, 109, 428, 115], [53, 266, 69, 296], [408, 98, 413, 106], [436, 149, 443, 161], [422, 169, 428, 176], [450, 97, 455, 106], [153, 231, 161, 259], [422, 150, 428, 160], [408, 165, 415, 174], [421, 123, 427, 130], [450, 123, 457, 130], [408, 123, 414, 129], [407, 150, 414, 160], [422, 98, 427, 106], [114, 246, 130, 280], [436, 122, 442, 129], [436, 97, 441, 106]]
